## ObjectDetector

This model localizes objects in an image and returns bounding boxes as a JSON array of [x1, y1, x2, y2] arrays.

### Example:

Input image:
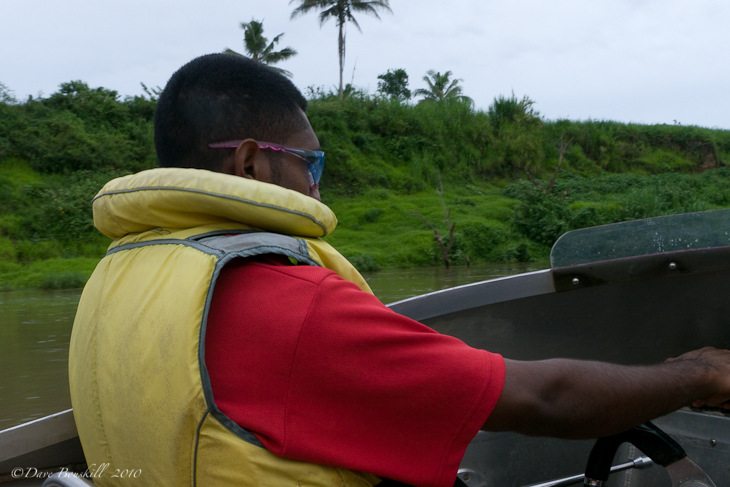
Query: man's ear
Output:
[[232, 139, 261, 179]]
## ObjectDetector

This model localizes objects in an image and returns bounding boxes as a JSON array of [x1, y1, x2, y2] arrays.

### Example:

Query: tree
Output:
[[376, 68, 411, 102], [227, 19, 297, 76], [414, 70, 472, 105], [290, 0, 392, 98], [44, 81, 125, 127], [0, 82, 16, 104]]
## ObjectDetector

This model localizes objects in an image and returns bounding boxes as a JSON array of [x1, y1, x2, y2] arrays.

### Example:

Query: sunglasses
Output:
[[208, 140, 325, 185]]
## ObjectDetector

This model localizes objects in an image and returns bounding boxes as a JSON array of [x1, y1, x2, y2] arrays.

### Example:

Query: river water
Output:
[[0, 289, 79, 430], [0, 263, 535, 430]]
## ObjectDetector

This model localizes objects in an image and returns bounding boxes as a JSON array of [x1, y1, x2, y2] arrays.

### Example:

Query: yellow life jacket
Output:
[[69, 168, 379, 486]]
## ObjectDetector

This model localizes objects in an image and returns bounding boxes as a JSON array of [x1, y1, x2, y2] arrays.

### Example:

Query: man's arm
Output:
[[484, 347, 730, 439]]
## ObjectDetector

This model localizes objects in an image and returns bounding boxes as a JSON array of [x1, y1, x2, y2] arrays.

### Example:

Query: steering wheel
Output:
[[583, 421, 717, 486]]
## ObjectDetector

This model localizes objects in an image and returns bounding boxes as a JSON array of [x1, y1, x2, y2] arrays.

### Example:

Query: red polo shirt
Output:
[[205, 259, 505, 487]]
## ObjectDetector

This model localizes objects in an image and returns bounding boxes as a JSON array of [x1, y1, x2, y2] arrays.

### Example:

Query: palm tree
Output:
[[414, 70, 472, 105], [226, 19, 297, 76], [290, 0, 392, 98]]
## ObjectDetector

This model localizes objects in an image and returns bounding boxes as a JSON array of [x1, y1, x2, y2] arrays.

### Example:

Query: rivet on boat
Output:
[[668, 262, 678, 271], [571, 277, 581, 286]]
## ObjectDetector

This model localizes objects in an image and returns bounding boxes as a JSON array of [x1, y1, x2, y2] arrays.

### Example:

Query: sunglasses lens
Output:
[[308, 154, 324, 184]]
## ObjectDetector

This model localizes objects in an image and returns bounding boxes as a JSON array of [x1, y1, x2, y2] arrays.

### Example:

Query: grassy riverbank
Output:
[[5, 167, 730, 291], [2, 83, 730, 290]]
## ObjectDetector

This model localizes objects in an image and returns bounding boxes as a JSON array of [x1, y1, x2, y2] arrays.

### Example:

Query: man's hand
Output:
[[668, 347, 730, 410], [483, 346, 730, 439]]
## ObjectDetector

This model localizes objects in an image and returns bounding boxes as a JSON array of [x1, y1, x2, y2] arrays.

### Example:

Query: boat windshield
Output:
[[550, 208, 730, 268]]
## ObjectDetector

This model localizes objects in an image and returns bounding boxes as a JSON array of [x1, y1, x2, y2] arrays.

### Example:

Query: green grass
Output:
[[0, 257, 99, 291], [324, 181, 527, 270]]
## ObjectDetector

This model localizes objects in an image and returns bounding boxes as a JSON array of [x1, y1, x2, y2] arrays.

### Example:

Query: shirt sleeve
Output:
[[205, 262, 505, 487]]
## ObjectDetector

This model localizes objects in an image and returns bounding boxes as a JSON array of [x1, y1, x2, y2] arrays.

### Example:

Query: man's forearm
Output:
[[484, 347, 730, 439]]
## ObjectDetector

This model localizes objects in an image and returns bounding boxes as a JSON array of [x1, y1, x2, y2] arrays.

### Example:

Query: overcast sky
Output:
[[2, 0, 729, 128]]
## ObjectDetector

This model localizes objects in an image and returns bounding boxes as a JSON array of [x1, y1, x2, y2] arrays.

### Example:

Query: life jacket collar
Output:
[[92, 168, 338, 240]]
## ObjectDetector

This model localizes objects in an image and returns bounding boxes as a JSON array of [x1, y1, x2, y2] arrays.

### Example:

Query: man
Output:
[[69, 53, 730, 487]]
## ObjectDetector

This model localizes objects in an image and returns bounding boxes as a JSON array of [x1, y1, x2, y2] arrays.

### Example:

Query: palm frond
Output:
[[238, 19, 297, 70]]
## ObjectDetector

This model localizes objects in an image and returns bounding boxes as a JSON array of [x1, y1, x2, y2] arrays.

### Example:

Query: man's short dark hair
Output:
[[154, 53, 308, 171]]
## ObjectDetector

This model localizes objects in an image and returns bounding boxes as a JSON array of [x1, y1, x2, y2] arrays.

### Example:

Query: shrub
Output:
[[0, 214, 23, 238], [487, 94, 540, 131], [15, 240, 64, 262], [460, 222, 509, 262], [0, 236, 17, 261], [21, 170, 116, 240], [39, 271, 87, 289], [567, 201, 623, 229], [349, 254, 380, 273], [359, 208, 384, 224], [507, 182, 571, 246], [503, 242, 533, 263]]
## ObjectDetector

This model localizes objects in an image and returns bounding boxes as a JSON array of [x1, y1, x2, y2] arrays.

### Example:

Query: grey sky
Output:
[[2, 0, 729, 128]]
